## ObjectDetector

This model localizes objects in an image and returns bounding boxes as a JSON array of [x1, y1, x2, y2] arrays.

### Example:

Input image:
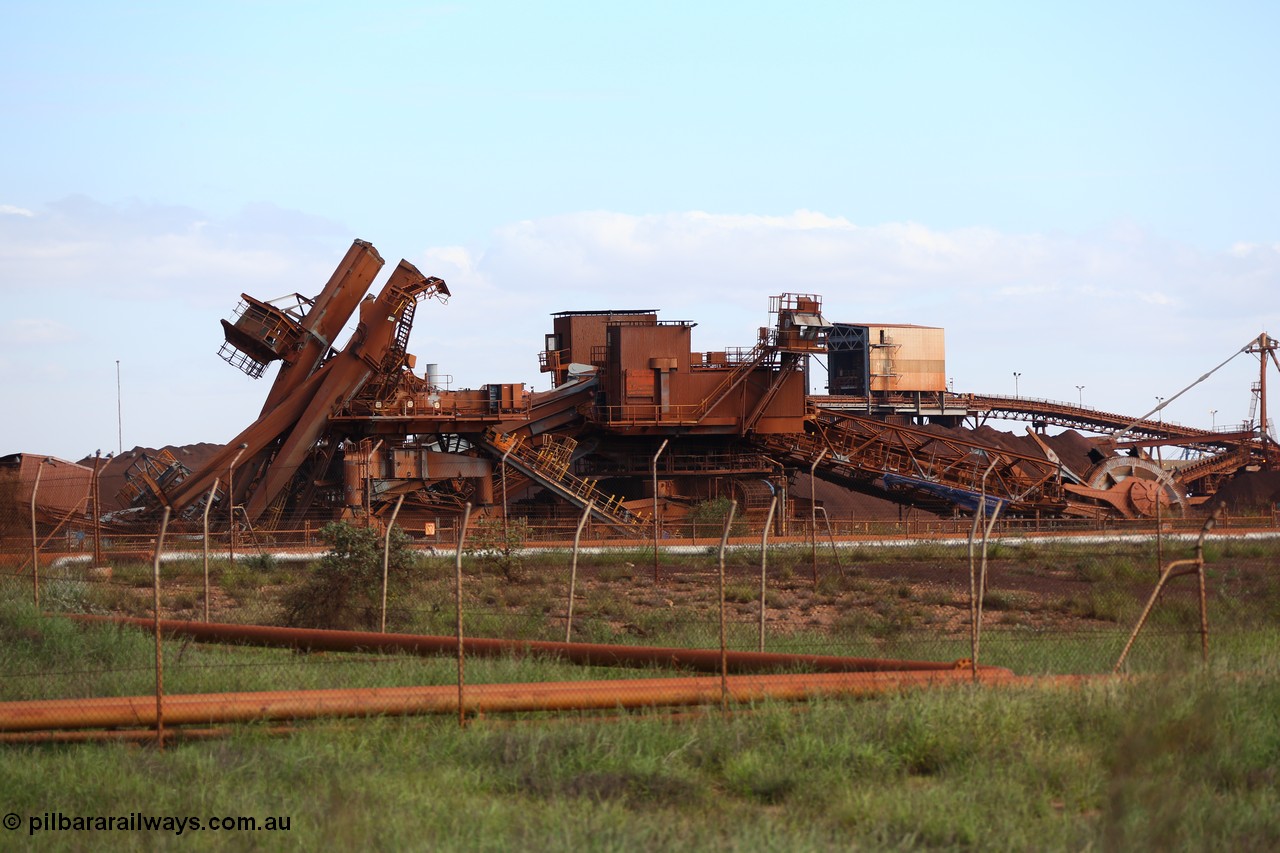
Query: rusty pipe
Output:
[[0, 669, 1018, 733], [63, 614, 996, 675]]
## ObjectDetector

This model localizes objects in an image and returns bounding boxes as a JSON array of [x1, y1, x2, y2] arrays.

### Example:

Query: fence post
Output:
[[718, 500, 737, 713], [30, 458, 48, 610], [226, 443, 248, 565], [566, 500, 594, 643], [456, 503, 473, 728], [201, 477, 220, 623], [817, 506, 843, 577], [152, 507, 171, 748], [380, 495, 406, 633], [652, 439, 669, 583], [967, 456, 1000, 680], [759, 496, 777, 652], [809, 449, 827, 588], [91, 451, 103, 569]]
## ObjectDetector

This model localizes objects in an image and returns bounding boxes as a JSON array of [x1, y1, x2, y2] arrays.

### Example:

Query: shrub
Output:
[[464, 517, 530, 581], [688, 498, 748, 539], [282, 522, 413, 630]]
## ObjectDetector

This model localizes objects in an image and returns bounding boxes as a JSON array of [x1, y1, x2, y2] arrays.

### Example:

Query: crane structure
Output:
[[115, 240, 1279, 534]]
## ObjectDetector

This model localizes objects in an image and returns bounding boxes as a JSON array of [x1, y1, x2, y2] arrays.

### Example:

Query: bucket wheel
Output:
[[1068, 456, 1186, 519]]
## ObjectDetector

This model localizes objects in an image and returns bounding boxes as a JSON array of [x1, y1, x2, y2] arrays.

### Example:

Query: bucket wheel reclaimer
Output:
[[1064, 456, 1187, 519]]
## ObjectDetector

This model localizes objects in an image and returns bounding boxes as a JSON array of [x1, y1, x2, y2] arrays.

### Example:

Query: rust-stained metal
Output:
[[0, 454, 91, 524], [62, 615, 993, 675], [37, 237, 1272, 537], [0, 669, 1018, 733]]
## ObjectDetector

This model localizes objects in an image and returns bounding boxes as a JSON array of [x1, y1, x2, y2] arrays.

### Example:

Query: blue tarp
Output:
[[880, 472, 1008, 516]]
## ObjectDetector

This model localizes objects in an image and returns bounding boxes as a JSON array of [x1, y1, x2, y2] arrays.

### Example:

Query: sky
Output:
[[2, 1, 1279, 461]]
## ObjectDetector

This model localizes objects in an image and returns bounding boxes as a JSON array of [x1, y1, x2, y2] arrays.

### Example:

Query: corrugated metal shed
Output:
[[0, 454, 93, 516]]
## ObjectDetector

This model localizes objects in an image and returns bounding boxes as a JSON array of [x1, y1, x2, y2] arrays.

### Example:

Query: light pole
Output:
[[1210, 409, 1218, 430], [1154, 396, 1164, 425], [1013, 372, 1021, 398], [116, 360, 123, 455], [1075, 385, 1085, 407]]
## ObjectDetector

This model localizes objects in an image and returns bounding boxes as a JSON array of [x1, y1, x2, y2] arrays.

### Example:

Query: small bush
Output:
[[282, 522, 414, 630], [688, 498, 748, 539], [465, 517, 530, 581]]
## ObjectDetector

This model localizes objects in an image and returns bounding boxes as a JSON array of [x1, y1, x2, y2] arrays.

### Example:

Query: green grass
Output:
[[2, 580, 1280, 850], [1, 677, 1278, 850]]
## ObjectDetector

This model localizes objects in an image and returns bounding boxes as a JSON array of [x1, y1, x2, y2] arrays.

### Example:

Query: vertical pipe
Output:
[[718, 500, 737, 713], [456, 503, 473, 728], [201, 477, 221, 623], [152, 507, 171, 748], [565, 500, 594, 642], [651, 439, 669, 583], [809, 449, 827, 588], [30, 458, 46, 610], [380, 494, 406, 633], [759, 495, 777, 653]]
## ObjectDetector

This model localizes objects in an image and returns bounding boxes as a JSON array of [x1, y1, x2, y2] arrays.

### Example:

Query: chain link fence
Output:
[[2, 489, 1278, 735]]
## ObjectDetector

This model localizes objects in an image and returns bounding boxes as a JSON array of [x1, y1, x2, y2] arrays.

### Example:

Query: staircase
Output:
[[690, 337, 775, 424], [482, 429, 650, 534]]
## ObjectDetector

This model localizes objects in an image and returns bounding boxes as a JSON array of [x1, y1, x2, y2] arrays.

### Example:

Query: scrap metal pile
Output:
[[92, 239, 1277, 534]]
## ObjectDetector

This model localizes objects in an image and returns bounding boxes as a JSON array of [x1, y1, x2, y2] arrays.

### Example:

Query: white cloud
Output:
[[2, 199, 1278, 459], [409, 210, 1280, 429], [3, 318, 76, 344], [0, 205, 35, 217]]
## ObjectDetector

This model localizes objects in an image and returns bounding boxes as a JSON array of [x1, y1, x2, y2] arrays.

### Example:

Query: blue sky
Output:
[[3, 1, 1279, 460]]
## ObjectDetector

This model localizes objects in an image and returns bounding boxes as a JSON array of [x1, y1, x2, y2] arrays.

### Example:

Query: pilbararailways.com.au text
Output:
[[7, 811, 291, 836]]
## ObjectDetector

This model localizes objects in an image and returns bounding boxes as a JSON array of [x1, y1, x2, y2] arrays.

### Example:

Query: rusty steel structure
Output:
[[103, 239, 1277, 533]]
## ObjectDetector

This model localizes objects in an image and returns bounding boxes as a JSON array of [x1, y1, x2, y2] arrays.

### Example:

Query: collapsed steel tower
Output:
[[120, 240, 1278, 532]]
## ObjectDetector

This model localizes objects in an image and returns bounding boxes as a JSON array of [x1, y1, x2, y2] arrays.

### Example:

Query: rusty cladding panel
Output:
[[681, 369, 807, 433], [551, 310, 657, 370], [863, 324, 946, 393], [603, 324, 693, 410], [0, 454, 93, 515], [613, 325, 693, 374]]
